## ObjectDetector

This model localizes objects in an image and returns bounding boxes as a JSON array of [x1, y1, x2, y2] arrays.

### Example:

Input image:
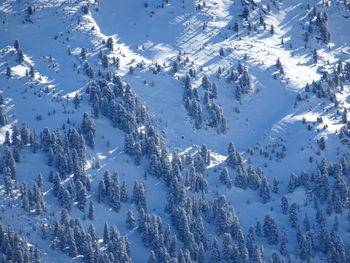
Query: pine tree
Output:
[[102, 54, 109, 68], [120, 181, 128, 202], [26, 4, 34, 15], [4, 168, 13, 196], [242, 6, 249, 20], [103, 222, 110, 244], [313, 49, 318, 63], [281, 195, 289, 215], [263, 214, 279, 245], [276, 58, 284, 75], [88, 201, 95, 220], [318, 137, 326, 151], [279, 232, 288, 256], [234, 166, 247, 189], [220, 167, 232, 188], [107, 37, 114, 51], [82, 4, 89, 14], [52, 173, 61, 196], [3, 145, 16, 179], [12, 145, 20, 162], [272, 177, 279, 193], [210, 238, 220, 263], [80, 48, 87, 60], [289, 203, 298, 228], [109, 183, 121, 212], [222, 233, 233, 261], [17, 49, 24, 63], [76, 180, 87, 211], [200, 145, 210, 165], [36, 173, 43, 188], [252, 246, 264, 263], [97, 180, 106, 203], [81, 112, 95, 149], [14, 40, 20, 51], [314, 168, 329, 203], [260, 176, 270, 203], [126, 210, 136, 229], [6, 66, 11, 78], [73, 94, 81, 109], [303, 214, 311, 231], [61, 190, 72, 211], [132, 181, 146, 210], [288, 173, 298, 193], [148, 250, 156, 263], [226, 142, 237, 168], [29, 65, 35, 78], [234, 21, 239, 33]]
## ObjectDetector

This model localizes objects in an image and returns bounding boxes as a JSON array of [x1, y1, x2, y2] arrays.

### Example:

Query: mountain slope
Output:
[[1, 0, 350, 262]]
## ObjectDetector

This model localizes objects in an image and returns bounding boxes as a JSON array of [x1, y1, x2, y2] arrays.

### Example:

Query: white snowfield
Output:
[[0, 0, 349, 262]]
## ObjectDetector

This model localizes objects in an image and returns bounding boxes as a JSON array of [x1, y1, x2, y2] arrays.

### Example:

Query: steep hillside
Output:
[[1, 0, 350, 262]]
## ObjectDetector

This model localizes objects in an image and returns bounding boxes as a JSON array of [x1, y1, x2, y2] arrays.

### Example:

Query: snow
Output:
[[0, 0, 350, 262]]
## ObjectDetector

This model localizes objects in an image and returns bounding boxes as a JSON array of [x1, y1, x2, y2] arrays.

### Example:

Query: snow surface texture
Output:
[[0, 0, 350, 262]]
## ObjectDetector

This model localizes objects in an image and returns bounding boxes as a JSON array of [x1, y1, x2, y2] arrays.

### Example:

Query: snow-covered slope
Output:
[[1, 0, 350, 262]]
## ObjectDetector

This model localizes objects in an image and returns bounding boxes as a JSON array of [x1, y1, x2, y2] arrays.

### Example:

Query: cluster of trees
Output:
[[225, 142, 272, 203], [81, 112, 96, 149], [0, 141, 17, 196], [47, 116, 96, 212], [19, 179, 46, 215], [14, 40, 24, 64], [79, 75, 290, 262], [287, 158, 350, 214], [246, 140, 287, 162], [83, 77, 214, 263], [10, 56, 347, 263], [209, 156, 350, 263], [203, 77, 227, 134], [0, 116, 93, 213], [275, 58, 285, 76], [183, 73, 227, 133], [303, 74, 339, 105], [225, 0, 282, 37], [4, 23, 350, 263], [85, 76, 175, 187], [183, 74, 203, 130], [150, 143, 281, 263], [41, 125, 88, 183], [9, 40, 35, 78], [305, 5, 330, 44], [84, 61, 94, 79], [1, 121, 88, 184], [339, 120, 350, 145], [97, 170, 129, 212], [51, 170, 90, 212], [0, 95, 8, 126], [300, 59, 350, 132], [0, 224, 41, 263], [42, 209, 132, 263], [227, 62, 253, 102], [136, 208, 180, 262], [184, 165, 208, 193], [79, 37, 119, 77], [276, 157, 350, 262], [36, 140, 350, 263], [86, 77, 149, 133]]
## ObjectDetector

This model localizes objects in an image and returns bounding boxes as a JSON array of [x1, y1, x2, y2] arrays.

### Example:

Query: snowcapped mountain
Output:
[[1, 0, 350, 262]]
